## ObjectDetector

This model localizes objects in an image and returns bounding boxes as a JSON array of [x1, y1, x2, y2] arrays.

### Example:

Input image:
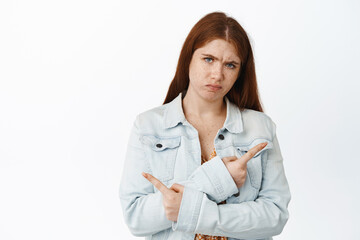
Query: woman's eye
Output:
[[226, 63, 236, 69], [203, 58, 236, 69]]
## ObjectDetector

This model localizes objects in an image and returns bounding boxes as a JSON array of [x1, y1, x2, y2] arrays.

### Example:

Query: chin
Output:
[[201, 91, 224, 102]]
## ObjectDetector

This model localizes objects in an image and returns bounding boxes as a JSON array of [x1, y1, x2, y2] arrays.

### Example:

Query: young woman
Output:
[[119, 11, 291, 240]]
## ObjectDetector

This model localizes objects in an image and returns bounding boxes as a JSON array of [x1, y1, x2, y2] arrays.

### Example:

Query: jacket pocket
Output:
[[236, 138, 273, 190], [141, 135, 181, 182]]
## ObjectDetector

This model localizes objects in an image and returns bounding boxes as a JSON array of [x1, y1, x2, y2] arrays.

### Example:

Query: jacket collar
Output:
[[163, 90, 244, 134]]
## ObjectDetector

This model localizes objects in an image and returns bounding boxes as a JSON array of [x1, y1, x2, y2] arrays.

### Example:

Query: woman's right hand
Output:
[[222, 142, 268, 189]]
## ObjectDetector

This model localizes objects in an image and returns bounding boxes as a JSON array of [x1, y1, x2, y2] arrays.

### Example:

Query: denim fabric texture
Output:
[[119, 91, 291, 240]]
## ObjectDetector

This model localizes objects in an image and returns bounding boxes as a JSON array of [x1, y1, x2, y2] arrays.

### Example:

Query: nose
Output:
[[211, 62, 224, 81]]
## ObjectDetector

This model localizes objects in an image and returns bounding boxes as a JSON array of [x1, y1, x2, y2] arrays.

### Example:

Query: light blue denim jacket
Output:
[[119, 91, 291, 240]]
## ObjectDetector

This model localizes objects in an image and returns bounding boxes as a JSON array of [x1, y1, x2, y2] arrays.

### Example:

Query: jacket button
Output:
[[218, 134, 225, 140], [156, 143, 162, 148]]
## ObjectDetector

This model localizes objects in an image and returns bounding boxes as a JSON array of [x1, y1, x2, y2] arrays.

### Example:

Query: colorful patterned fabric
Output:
[[194, 148, 227, 240]]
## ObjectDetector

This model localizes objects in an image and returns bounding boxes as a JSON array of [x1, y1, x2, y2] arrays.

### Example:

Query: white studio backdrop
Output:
[[1, 0, 359, 239]]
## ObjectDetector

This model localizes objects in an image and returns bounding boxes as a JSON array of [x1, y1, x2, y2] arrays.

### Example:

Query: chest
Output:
[[185, 116, 224, 161]]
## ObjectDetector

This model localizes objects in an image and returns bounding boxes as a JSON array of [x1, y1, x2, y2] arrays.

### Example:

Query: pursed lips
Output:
[[206, 84, 222, 91]]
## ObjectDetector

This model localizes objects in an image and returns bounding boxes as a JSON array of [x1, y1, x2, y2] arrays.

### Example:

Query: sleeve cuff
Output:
[[172, 186, 203, 233], [192, 155, 239, 202]]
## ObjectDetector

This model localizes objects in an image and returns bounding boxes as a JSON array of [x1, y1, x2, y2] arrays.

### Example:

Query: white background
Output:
[[1, 0, 359, 239]]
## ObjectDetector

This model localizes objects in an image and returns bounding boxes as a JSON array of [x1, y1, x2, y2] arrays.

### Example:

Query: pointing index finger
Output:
[[242, 142, 268, 163], [142, 172, 172, 194]]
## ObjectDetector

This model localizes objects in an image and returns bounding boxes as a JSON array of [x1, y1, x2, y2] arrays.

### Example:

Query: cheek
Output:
[[189, 62, 207, 83], [230, 68, 240, 77], [223, 73, 238, 90]]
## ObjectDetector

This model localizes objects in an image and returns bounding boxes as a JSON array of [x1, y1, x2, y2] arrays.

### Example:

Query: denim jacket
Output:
[[119, 91, 291, 240]]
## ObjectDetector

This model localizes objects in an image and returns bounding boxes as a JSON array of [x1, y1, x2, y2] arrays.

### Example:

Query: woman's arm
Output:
[[119, 119, 172, 237], [119, 117, 238, 237], [172, 133, 291, 239], [175, 141, 269, 204], [175, 154, 240, 203]]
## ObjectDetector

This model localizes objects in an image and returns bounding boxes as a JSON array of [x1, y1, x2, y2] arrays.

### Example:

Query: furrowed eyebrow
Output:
[[201, 54, 240, 65]]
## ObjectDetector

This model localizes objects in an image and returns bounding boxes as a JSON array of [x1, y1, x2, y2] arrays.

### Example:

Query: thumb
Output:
[[222, 156, 237, 163], [170, 183, 184, 193]]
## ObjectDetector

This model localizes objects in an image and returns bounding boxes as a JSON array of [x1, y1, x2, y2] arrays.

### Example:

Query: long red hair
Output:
[[163, 11, 263, 112]]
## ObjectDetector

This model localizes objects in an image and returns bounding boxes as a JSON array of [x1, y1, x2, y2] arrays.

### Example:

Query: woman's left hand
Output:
[[142, 172, 184, 222]]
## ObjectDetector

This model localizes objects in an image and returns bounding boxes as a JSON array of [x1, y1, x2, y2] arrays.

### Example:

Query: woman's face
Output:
[[188, 38, 241, 102]]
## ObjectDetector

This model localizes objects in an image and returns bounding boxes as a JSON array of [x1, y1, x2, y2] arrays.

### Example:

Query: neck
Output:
[[182, 90, 226, 120]]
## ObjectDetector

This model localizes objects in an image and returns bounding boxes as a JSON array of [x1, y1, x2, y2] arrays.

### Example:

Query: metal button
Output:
[[218, 134, 224, 140], [156, 143, 162, 148]]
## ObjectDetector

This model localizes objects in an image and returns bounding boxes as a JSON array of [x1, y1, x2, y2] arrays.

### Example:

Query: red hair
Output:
[[163, 11, 264, 112]]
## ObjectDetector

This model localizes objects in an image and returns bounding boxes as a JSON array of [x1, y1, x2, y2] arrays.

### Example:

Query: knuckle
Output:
[[248, 149, 255, 156], [240, 156, 247, 163], [236, 163, 242, 171], [167, 194, 176, 202], [164, 199, 172, 207]]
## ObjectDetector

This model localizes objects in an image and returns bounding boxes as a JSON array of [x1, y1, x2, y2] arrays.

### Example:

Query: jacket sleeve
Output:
[[119, 118, 172, 237], [175, 155, 239, 203], [119, 117, 238, 237], [172, 132, 291, 239]]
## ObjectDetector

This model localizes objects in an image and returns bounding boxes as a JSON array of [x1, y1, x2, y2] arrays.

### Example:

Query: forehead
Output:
[[196, 39, 240, 60]]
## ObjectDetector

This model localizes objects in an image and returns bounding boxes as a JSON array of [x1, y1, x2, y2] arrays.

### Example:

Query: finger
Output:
[[222, 156, 237, 163], [241, 142, 268, 164], [142, 172, 172, 194], [170, 183, 184, 193]]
